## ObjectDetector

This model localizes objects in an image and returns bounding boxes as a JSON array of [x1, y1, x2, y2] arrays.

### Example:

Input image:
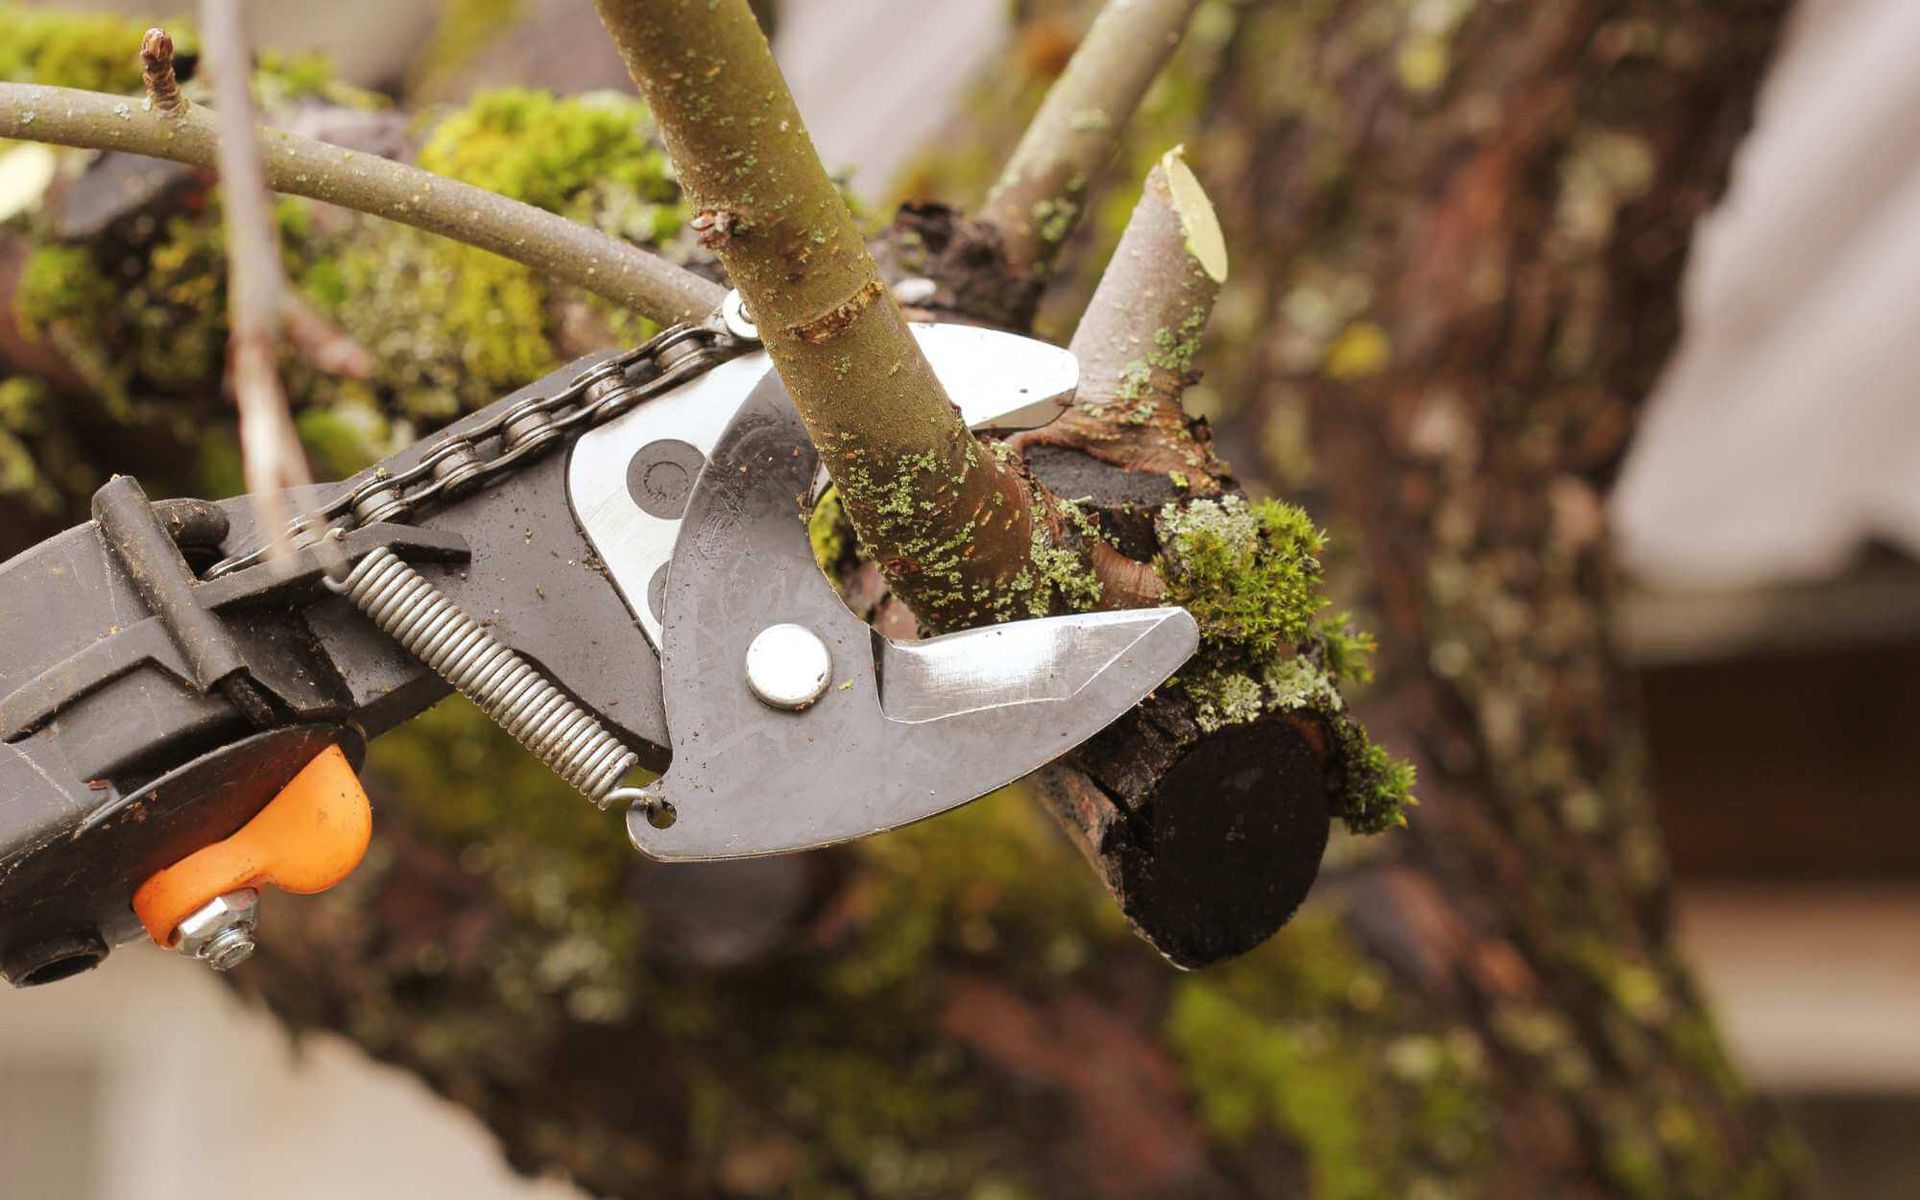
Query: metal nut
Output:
[[172, 889, 260, 972]]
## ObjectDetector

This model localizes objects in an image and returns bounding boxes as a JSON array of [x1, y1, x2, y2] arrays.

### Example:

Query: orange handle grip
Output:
[[133, 744, 372, 945]]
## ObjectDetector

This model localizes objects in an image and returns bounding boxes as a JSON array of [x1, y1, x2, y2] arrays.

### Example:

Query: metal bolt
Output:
[[172, 889, 260, 972], [744, 623, 832, 711]]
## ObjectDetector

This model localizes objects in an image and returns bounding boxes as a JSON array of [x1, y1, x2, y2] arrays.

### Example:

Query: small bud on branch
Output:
[[140, 28, 184, 114]]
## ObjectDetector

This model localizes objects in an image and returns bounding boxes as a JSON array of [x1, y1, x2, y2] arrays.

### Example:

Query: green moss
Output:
[[1160, 495, 1326, 650], [15, 244, 112, 332], [319, 87, 682, 414], [829, 786, 1115, 1002], [1168, 914, 1495, 1198], [808, 483, 852, 573], [1154, 495, 1410, 834], [365, 701, 644, 1022], [764, 1041, 976, 1194], [420, 88, 676, 211], [1174, 983, 1381, 1195], [295, 394, 392, 478], [17, 211, 233, 413], [255, 50, 385, 110], [720, 786, 1124, 1194], [0, 376, 67, 511], [1317, 614, 1378, 686], [1332, 717, 1415, 834]]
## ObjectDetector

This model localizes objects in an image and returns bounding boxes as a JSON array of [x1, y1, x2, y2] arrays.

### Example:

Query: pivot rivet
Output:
[[744, 624, 832, 711]]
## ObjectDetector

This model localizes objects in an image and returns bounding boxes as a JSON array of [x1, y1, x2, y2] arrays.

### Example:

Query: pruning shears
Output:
[[0, 297, 1198, 987]]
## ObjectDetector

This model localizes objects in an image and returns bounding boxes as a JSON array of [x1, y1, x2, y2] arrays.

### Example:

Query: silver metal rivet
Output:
[[744, 624, 831, 711]]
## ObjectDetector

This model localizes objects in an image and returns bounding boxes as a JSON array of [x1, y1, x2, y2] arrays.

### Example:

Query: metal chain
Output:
[[202, 321, 743, 580]]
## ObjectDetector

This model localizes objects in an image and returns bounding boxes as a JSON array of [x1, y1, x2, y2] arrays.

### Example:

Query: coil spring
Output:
[[330, 547, 645, 811]]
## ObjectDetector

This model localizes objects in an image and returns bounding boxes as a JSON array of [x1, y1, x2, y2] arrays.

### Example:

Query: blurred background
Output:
[[1, 0, 1916, 1197]]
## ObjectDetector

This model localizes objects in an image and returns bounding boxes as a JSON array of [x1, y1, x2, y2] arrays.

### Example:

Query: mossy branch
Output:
[[593, 0, 1051, 629], [0, 81, 725, 326], [981, 0, 1202, 277]]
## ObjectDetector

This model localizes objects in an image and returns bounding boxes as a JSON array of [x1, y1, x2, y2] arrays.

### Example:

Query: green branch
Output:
[[981, 0, 1202, 276], [593, 0, 1050, 629], [0, 81, 725, 326]]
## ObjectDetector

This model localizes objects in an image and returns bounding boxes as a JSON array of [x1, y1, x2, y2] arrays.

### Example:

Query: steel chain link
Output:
[[202, 321, 742, 580]]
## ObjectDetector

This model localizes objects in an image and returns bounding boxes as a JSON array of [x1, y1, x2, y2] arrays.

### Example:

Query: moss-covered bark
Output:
[[1175, 0, 1801, 1195]]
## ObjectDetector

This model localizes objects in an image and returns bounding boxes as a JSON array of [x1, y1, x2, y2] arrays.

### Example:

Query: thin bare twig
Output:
[[0, 83, 725, 325], [199, 0, 310, 555], [981, 0, 1202, 276]]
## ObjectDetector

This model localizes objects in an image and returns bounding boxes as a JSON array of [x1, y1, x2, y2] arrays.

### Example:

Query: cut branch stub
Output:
[[1034, 700, 1332, 968], [1012, 152, 1342, 965], [1016, 147, 1231, 488], [594, 0, 1050, 630]]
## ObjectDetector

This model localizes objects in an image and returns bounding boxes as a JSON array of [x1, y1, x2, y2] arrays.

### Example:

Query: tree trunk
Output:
[[1180, 0, 1803, 1196], [0, 1, 1802, 1197]]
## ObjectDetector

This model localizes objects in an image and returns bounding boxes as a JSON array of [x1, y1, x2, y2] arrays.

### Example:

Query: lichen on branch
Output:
[[593, 0, 1070, 629], [982, 0, 1203, 275]]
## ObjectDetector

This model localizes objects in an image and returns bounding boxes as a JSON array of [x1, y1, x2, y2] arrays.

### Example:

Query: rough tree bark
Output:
[[0, 1, 1803, 1197], [1171, 1, 1802, 1196]]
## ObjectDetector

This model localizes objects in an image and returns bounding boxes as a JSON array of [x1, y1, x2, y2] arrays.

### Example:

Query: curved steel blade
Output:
[[625, 373, 1198, 861]]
